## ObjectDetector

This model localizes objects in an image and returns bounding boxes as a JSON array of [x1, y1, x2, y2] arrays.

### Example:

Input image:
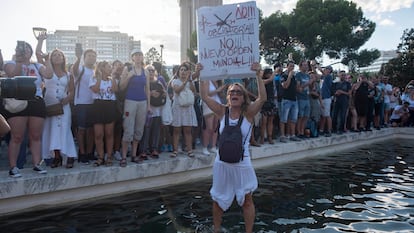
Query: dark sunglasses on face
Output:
[[228, 90, 243, 96]]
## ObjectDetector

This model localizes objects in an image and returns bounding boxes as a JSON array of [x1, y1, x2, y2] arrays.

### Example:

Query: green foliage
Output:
[[260, 11, 296, 65], [260, 0, 377, 67], [144, 47, 161, 65], [381, 28, 414, 88], [187, 31, 198, 64]]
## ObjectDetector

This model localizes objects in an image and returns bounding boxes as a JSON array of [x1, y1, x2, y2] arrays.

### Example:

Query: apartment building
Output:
[[46, 26, 141, 64]]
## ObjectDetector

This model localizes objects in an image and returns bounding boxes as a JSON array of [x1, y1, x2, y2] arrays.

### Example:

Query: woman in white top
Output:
[[201, 80, 226, 155], [200, 62, 266, 233], [42, 49, 77, 168], [89, 61, 118, 166]]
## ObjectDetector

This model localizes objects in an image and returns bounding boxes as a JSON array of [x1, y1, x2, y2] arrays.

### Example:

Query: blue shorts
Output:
[[280, 99, 298, 123], [297, 99, 310, 118], [74, 104, 93, 129]]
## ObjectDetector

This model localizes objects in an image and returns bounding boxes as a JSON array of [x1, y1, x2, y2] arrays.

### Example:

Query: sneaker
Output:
[[160, 144, 167, 152], [209, 147, 217, 153], [113, 151, 122, 161], [202, 147, 210, 155], [9, 167, 22, 178], [33, 164, 47, 174], [78, 154, 90, 164], [290, 136, 301, 141], [280, 136, 288, 143], [325, 132, 332, 137]]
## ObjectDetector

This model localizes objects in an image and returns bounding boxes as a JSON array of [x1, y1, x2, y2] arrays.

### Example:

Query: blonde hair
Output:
[[226, 82, 251, 112], [50, 49, 67, 72]]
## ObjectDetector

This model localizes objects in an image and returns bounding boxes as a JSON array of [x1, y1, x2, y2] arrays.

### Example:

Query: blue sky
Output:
[[0, 0, 413, 65]]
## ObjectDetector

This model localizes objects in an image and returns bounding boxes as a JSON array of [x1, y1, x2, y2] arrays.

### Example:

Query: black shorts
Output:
[[91, 99, 117, 124], [1, 97, 46, 119]]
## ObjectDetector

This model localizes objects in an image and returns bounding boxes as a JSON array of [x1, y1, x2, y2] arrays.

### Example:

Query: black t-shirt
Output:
[[335, 81, 351, 103], [280, 72, 297, 101]]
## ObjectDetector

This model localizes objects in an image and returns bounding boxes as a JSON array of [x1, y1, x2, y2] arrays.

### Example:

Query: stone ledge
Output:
[[0, 127, 413, 216]]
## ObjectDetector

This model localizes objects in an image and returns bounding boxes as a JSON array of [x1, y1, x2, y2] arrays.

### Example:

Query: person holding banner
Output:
[[199, 62, 266, 233]]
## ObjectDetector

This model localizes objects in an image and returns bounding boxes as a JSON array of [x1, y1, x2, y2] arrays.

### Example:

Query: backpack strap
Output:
[[225, 107, 244, 126], [75, 66, 85, 98]]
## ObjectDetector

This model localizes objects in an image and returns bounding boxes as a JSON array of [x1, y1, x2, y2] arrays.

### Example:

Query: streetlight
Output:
[[160, 44, 164, 65]]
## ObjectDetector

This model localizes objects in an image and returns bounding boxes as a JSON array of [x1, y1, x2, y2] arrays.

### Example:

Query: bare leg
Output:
[[242, 193, 255, 233], [213, 201, 223, 233], [7, 117, 28, 168]]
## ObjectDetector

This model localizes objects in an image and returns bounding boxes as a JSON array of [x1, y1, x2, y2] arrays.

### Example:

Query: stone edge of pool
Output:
[[1, 127, 413, 216]]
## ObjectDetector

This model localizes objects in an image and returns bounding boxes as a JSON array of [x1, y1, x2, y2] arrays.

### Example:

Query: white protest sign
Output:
[[196, 1, 259, 81]]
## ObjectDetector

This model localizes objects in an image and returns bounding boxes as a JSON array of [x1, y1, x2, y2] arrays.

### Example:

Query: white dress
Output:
[[42, 73, 77, 159]]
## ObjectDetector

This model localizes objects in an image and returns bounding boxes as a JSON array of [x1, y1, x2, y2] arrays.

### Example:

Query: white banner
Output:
[[196, 1, 259, 81]]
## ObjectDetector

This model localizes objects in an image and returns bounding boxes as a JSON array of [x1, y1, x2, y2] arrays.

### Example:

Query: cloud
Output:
[[353, 0, 414, 14], [225, 0, 414, 16], [378, 18, 396, 26]]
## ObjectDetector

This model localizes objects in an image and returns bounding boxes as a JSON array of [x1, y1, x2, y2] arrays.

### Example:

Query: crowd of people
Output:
[[2, 34, 414, 233], [1, 37, 414, 179]]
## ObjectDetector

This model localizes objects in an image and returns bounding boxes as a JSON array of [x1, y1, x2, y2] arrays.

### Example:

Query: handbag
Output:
[[177, 87, 194, 107], [161, 97, 172, 125], [3, 98, 28, 113], [45, 103, 64, 117]]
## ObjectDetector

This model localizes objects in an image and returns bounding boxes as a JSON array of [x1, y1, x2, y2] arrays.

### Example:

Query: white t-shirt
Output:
[[6, 61, 44, 97], [383, 83, 392, 103], [390, 105, 408, 120], [89, 78, 116, 101], [74, 66, 94, 105]]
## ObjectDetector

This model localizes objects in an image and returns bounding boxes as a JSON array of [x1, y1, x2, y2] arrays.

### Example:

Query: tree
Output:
[[260, 0, 379, 67], [260, 11, 301, 64], [144, 47, 162, 65], [186, 31, 198, 64], [381, 28, 414, 88]]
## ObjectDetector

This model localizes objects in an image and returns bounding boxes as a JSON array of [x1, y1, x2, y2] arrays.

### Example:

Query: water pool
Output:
[[1, 139, 413, 232]]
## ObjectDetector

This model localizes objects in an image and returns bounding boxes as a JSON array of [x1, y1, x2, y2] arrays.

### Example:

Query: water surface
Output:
[[1, 139, 413, 233]]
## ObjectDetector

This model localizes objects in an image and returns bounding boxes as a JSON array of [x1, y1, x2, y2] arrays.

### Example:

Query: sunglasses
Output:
[[148, 69, 155, 72], [228, 90, 243, 96]]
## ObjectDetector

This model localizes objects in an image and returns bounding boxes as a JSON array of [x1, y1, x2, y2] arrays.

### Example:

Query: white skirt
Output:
[[209, 157, 258, 211]]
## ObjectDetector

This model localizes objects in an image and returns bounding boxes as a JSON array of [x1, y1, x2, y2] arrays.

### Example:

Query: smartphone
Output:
[[75, 43, 83, 57], [16, 41, 26, 55]]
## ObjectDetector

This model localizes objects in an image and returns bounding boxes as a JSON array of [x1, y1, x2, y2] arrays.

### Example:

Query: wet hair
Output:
[[226, 82, 251, 112], [50, 49, 67, 72]]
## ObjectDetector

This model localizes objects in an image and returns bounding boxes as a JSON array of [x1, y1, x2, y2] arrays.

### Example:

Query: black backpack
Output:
[[218, 107, 245, 163]]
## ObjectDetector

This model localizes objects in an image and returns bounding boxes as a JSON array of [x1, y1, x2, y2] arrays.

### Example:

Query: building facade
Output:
[[46, 26, 141, 64], [178, 0, 222, 62], [358, 50, 398, 73]]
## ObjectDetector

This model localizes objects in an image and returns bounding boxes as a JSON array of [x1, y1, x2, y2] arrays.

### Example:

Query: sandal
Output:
[[170, 151, 178, 158], [139, 153, 148, 160], [93, 158, 105, 167], [120, 158, 127, 167], [187, 151, 195, 158], [106, 157, 113, 166], [151, 150, 159, 159], [131, 156, 142, 163]]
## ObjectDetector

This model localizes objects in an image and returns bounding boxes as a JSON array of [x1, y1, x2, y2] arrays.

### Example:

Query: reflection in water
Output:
[[1, 139, 413, 233]]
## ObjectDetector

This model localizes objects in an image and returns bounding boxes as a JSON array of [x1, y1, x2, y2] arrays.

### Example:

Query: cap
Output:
[[130, 48, 143, 57], [324, 65, 333, 72]]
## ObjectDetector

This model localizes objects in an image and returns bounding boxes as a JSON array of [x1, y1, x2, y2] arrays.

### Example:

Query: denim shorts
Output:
[[74, 104, 93, 129], [280, 99, 298, 123], [321, 98, 332, 117], [297, 99, 310, 118]]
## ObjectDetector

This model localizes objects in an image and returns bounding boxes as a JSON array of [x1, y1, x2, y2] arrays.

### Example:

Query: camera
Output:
[[0, 76, 36, 100]]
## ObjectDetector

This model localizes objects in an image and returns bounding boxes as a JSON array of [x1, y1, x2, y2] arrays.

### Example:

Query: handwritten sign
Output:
[[197, 1, 259, 80]]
